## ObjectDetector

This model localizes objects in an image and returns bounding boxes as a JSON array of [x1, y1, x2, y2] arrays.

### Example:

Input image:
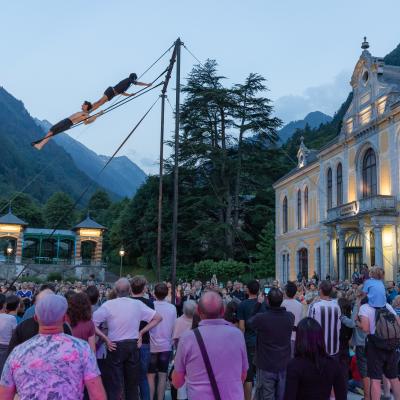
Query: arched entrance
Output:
[[81, 240, 96, 265], [298, 248, 308, 279], [0, 237, 16, 263], [345, 232, 363, 279]]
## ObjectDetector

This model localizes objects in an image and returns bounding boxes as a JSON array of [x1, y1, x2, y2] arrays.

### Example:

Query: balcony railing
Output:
[[327, 195, 396, 223]]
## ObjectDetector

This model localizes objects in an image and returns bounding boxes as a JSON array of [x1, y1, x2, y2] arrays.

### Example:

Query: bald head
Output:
[[198, 291, 224, 320], [115, 278, 131, 297], [35, 288, 54, 303]]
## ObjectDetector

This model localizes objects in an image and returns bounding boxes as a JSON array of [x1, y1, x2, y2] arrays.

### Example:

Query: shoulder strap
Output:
[[194, 328, 222, 400]]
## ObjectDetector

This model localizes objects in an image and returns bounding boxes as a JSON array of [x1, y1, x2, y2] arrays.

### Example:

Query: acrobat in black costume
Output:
[[91, 73, 152, 111]]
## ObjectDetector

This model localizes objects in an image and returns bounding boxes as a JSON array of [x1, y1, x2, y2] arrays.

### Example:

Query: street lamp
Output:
[[119, 246, 125, 277], [6, 243, 13, 264]]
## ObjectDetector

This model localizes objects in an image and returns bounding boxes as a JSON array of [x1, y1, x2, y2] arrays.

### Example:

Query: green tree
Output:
[[0, 193, 44, 227], [87, 189, 112, 225], [43, 192, 75, 229], [254, 220, 275, 278]]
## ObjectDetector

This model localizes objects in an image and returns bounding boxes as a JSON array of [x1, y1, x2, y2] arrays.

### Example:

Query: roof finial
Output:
[[361, 36, 370, 50], [86, 210, 91, 219], [8, 201, 12, 214], [300, 136, 305, 144]]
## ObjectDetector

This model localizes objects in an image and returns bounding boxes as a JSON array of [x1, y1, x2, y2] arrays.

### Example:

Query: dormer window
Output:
[[297, 136, 310, 168], [362, 70, 369, 84]]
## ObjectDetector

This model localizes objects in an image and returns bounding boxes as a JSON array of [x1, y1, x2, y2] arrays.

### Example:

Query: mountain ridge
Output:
[[35, 119, 147, 198], [0, 87, 106, 204], [278, 111, 332, 143]]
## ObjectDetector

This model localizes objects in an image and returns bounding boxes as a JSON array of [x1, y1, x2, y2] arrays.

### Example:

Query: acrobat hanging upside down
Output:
[[31, 73, 152, 150]]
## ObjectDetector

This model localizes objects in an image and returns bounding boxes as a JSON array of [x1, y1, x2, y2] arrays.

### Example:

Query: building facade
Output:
[[274, 39, 400, 283], [0, 209, 106, 266]]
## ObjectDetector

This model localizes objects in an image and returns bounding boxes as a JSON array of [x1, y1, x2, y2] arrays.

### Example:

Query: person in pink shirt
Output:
[[0, 294, 106, 400], [172, 291, 248, 400]]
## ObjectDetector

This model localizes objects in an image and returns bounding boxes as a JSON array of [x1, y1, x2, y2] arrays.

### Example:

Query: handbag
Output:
[[193, 328, 222, 400]]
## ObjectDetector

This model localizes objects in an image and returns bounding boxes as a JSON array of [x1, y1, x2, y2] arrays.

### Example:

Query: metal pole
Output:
[[157, 94, 166, 282], [120, 255, 123, 277], [157, 42, 178, 283], [171, 38, 181, 305]]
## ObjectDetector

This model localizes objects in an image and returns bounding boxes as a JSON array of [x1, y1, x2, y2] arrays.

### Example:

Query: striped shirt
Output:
[[308, 299, 341, 355]]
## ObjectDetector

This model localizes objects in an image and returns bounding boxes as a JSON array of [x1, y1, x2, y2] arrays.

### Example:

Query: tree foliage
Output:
[[43, 192, 76, 229]]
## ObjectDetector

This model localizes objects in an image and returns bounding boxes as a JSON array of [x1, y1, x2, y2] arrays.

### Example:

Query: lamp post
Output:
[[119, 246, 125, 277]]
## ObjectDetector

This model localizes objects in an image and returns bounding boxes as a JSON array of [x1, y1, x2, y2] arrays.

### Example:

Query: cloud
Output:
[[274, 70, 351, 123]]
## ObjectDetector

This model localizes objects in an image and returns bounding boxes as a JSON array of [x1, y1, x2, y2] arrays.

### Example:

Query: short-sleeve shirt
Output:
[[150, 300, 177, 353], [0, 333, 100, 400], [363, 279, 386, 307], [0, 314, 17, 345], [174, 319, 248, 400], [72, 320, 96, 342], [237, 298, 259, 347], [281, 299, 303, 341], [93, 297, 156, 341], [359, 303, 397, 334], [16, 290, 32, 300], [308, 299, 341, 356]]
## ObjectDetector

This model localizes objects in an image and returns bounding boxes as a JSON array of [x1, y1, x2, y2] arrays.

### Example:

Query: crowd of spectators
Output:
[[0, 267, 399, 399]]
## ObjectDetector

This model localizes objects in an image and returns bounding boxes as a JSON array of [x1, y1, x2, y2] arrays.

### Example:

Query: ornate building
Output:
[[274, 38, 400, 282], [0, 208, 106, 266]]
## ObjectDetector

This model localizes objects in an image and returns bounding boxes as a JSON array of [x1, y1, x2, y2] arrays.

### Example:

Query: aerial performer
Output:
[[91, 73, 152, 111], [31, 73, 151, 150], [31, 101, 99, 150]]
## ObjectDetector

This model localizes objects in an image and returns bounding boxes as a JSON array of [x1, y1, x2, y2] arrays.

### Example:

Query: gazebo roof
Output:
[[0, 207, 28, 226], [73, 214, 106, 231]]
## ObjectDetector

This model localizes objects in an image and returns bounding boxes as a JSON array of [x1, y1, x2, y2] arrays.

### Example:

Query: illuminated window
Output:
[[346, 118, 353, 134], [377, 96, 387, 115], [359, 106, 372, 125], [297, 189, 302, 229], [304, 187, 309, 227], [337, 163, 343, 205], [282, 196, 288, 233], [327, 168, 333, 209], [362, 148, 377, 198]]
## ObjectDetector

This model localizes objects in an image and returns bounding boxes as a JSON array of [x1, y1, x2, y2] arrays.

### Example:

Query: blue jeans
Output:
[[254, 368, 286, 400], [139, 344, 151, 400]]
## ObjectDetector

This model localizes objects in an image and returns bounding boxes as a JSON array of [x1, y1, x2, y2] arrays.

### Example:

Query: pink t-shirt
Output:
[[0, 333, 99, 400]]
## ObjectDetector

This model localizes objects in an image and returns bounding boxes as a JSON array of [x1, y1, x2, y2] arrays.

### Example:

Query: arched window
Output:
[[282, 252, 290, 283], [282, 196, 288, 233], [327, 168, 333, 209], [297, 189, 302, 229], [362, 148, 377, 198], [298, 248, 308, 279], [304, 187, 309, 227], [337, 163, 343, 205]]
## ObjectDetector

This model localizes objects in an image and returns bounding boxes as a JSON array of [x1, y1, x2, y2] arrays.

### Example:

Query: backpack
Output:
[[371, 306, 400, 350]]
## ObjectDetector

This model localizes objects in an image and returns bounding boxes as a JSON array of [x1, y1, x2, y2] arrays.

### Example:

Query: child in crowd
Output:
[[362, 266, 386, 307]]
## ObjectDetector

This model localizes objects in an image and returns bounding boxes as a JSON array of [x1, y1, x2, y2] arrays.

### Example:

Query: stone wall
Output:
[[0, 263, 105, 282]]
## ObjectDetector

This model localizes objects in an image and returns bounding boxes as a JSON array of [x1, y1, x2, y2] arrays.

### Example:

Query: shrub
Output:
[[47, 272, 63, 282], [193, 259, 248, 282]]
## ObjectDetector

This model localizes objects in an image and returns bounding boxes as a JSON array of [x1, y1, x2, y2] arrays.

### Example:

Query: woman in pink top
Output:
[[67, 292, 96, 352]]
